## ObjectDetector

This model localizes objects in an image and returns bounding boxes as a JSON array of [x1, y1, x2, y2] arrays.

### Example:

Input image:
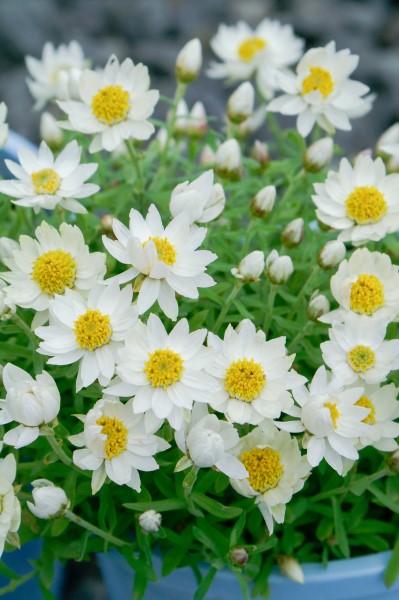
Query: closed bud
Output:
[[281, 218, 304, 248], [175, 38, 202, 83], [0, 281, 15, 321], [187, 101, 207, 137], [251, 140, 270, 167], [266, 250, 293, 284], [376, 123, 399, 154], [214, 139, 242, 180], [138, 509, 162, 533], [277, 555, 304, 584], [303, 137, 334, 172], [318, 240, 346, 269], [227, 82, 255, 124], [308, 291, 330, 320], [231, 251, 264, 282], [200, 144, 215, 167], [173, 100, 189, 135], [0, 237, 18, 263], [229, 546, 249, 566], [27, 479, 69, 519], [156, 127, 168, 151], [100, 214, 115, 236], [251, 185, 275, 217], [40, 112, 64, 149]]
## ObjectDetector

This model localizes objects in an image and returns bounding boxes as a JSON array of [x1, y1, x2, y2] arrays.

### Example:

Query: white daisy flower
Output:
[[169, 170, 226, 225], [0, 455, 21, 556], [321, 248, 399, 324], [0, 102, 9, 149], [230, 421, 310, 534], [102, 204, 217, 321], [206, 319, 306, 425], [35, 283, 138, 391], [313, 155, 399, 245], [70, 397, 169, 494], [208, 19, 303, 100], [321, 313, 399, 386], [58, 55, 159, 153], [106, 314, 216, 431], [0, 140, 99, 214], [26, 41, 87, 110], [268, 41, 372, 137], [1, 221, 106, 326], [0, 364, 60, 449], [174, 403, 248, 478], [353, 383, 399, 451], [277, 366, 370, 474]]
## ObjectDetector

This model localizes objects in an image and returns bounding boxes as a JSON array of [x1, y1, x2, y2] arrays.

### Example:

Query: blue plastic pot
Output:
[[97, 548, 399, 600]]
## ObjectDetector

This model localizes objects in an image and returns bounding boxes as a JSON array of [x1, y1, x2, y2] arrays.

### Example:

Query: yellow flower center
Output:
[[345, 186, 387, 225], [96, 416, 128, 459], [324, 401, 341, 429], [31, 168, 61, 195], [355, 394, 376, 424], [32, 249, 77, 295], [241, 447, 284, 492], [74, 309, 112, 351], [350, 274, 385, 316], [347, 345, 376, 373], [144, 348, 184, 388], [302, 67, 334, 98], [91, 84, 130, 125], [238, 36, 267, 62], [143, 236, 177, 266], [224, 358, 266, 402]]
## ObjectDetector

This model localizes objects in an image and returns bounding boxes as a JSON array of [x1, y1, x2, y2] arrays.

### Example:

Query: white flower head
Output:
[[58, 55, 159, 153], [70, 397, 169, 494], [206, 319, 306, 425], [353, 383, 399, 451], [175, 38, 202, 83], [0, 140, 99, 214], [230, 421, 310, 534], [138, 509, 162, 533], [231, 251, 264, 282], [36, 283, 138, 391], [27, 479, 70, 519], [312, 155, 399, 245], [0, 364, 60, 449], [106, 314, 216, 431], [0, 103, 9, 149], [102, 204, 217, 321], [25, 41, 87, 110], [208, 19, 303, 100], [169, 170, 225, 225], [268, 41, 371, 137], [0, 455, 21, 556]]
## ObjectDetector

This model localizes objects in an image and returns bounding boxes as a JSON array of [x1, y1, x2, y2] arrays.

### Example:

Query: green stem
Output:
[[287, 265, 320, 320], [241, 219, 256, 256], [214, 284, 242, 332], [263, 284, 278, 335], [125, 140, 144, 208], [65, 510, 129, 547], [162, 81, 187, 164], [11, 313, 37, 348], [287, 321, 313, 354], [311, 468, 389, 502], [0, 570, 37, 596], [43, 428, 73, 466]]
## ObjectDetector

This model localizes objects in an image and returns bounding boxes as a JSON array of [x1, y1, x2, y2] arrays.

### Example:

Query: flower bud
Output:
[[227, 82, 255, 124], [277, 555, 304, 584], [187, 102, 207, 138], [318, 240, 346, 269], [251, 140, 270, 167], [266, 250, 293, 284], [229, 546, 249, 566], [156, 127, 168, 152], [40, 112, 64, 149], [175, 38, 202, 83], [100, 214, 115, 236], [308, 291, 330, 321], [237, 107, 265, 138], [376, 123, 399, 155], [251, 185, 275, 217], [0, 237, 18, 263], [303, 137, 334, 172], [173, 99, 189, 135], [0, 281, 15, 321], [214, 139, 242, 180], [281, 218, 304, 248], [138, 509, 162, 533], [231, 251, 264, 282], [27, 479, 69, 519], [200, 145, 215, 167]]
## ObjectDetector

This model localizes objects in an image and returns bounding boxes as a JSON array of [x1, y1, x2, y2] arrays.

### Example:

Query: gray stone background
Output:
[[0, 0, 398, 597]]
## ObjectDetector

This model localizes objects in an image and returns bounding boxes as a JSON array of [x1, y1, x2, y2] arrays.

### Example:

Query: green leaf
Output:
[[0, 561, 19, 580], [194, 567, 217, 600], [368, 483, 399, 514], [332, 497, 350, 558], [162, 544, 188, 576], [123, 499, 186, 512], [229, 512, 247, 548], [192, 492, 242, 520], [193, 521, 229, 559], [384, 532, 399, 588]]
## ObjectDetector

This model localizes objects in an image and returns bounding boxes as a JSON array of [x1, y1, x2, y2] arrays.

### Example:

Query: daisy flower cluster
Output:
[[0, 19, 397, 599]]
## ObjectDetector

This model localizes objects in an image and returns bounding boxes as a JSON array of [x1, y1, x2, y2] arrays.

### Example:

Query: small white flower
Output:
[[70, 397, 169, 494], [27, 479, 70, 519], [36, 283, 138, 391], [318, 240, 346, 269], [0, 364, 60, 449], [312, 155, 399, 245], [138, 509, 162, 533], [169, 170, 225, 225], [214, 139, 242, 180], [175, 38, 202, 83], [266, 250, 294, 284], [227, 82, 255, 124], [0, 140, 99, 214], [0, 455, 21, 556], [40, 112, 64, 148], [230, 421, 310, 534], [303, 137, 334, 172], [251, 185, 275, 217], [281, 218, 304, 248], [58, 55, 159, 153], [0, 103, 9, 149], [353, 383, 399, 451], [231, 251, 264, 282]]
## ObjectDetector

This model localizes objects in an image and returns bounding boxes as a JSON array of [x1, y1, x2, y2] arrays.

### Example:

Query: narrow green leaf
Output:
[[384, 533, 399, 588], [194, 567, 217, 600], [332, 497, 350, 558], [193, 521, 229, 559], [192, 492, 242, 519], [229, 512, 247, 548], [368, 483, 399, 514], [123, 499, 186, 512], [162, 544, 187, 576]]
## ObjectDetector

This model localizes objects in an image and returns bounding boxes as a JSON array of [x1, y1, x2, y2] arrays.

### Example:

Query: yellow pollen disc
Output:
[[350, 274, 385, 316], [324, 401, 341, 429], [74, 309, 112, 351], [302, 66, 334, 98], [31, 168, 61, 195], [238, 36, 267, 62], [144, 348, 184, 388], [32, 249, 77, 295], [224, 358, 265, 402], [345, 186, 387, 225], [347, 345, 376, 373], [96, 416, 128, 459], [355, 394, 376, 424], [143, 236, 176, 266], [241, 447, 284, 492], [91, 84, 130, 125]]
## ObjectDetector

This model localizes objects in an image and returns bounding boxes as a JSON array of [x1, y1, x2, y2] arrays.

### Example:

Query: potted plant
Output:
[[0, 20, 398, 600]]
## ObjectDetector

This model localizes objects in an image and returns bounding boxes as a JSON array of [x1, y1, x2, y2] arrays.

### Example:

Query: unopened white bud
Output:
[[0, 281, 15, 321], [138, 509, 162, 533], [156, 127, 168, 151], [251, 185, 275, 217], [231, 251, 264, 282], [27, 479, 69, 519], [200, 145, 215, 167], [308, 291, 330, 320], [214, 139, 242, 180], [266, 250, 293, 284], [187, 101, 207, 137], [376, 123, 399, 154], [318, 240, 346, 269], [173, 99, 189, 135], [40, 112, 64, 149], [0, 237, 18, 263], [227, 82, 255, 124], [175, 38, 202, 83], [251, 140, 270, 167], [303, 138, 334, 172], [281, 218, 304, 248], [277, 556, 304, 584]]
